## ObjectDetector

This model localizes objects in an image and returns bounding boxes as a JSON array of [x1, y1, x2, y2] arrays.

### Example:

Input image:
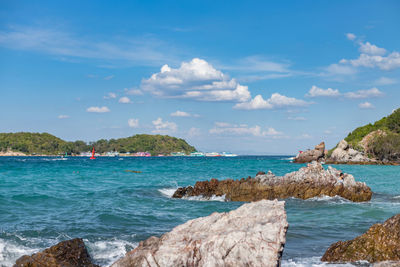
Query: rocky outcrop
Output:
[[14, 238, 99, 267], [173, 161, 372, 202], [328, 139, 374, 163], [0, 149, 26, 156], [321, 214, 400, 263], [293, 142, 325, 163], [112, 200, 288, 267]]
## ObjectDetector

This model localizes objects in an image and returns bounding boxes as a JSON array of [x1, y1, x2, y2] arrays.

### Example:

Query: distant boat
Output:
[[90, 147, 96, 159], [171, 152, 186, 156], [205, 152, 221, 157], [221, 152, 238, 157], [189, 152, 205, 157]]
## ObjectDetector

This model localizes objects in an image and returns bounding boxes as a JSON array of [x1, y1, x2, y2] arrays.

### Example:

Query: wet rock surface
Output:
[[173, 161, 372, 202], [321, 214, 400, 263], [14, 238, 99, 267], [111, 200, 288, 267], [294, 142, 325, 163]]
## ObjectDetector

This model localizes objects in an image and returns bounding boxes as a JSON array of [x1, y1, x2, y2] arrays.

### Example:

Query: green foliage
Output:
[[0, 132, 68, 155], [344, 108, 400, 149], [387, 108, 400, 133], [369, 132, 400, 161], [0, 132, 196, 156]]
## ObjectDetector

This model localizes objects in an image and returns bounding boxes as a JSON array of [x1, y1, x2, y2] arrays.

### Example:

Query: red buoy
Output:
[[90, 147, 96, 159]]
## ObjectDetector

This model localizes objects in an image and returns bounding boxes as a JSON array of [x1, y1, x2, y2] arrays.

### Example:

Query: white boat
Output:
[[221, 152, 238, 157], [189, 152, 205, 157], [205, 152, 221, 157]]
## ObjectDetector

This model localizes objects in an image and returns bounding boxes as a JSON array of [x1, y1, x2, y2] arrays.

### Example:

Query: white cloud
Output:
[[359, 102, 374, 109], [0, 25, 178, 66], [359, 42, 386, 56], [346, 33, 356, 41], [152, 118, 177, 133], [234, 93, 310, 110], [118, 96, 132, 103], [344, 87, 383, 99], [141, 58, 251, 102], [209, 122, 282, 137], [323, 63, 358, 76], [87, 106, 110, 113], [104, 75, 115, 80], [170, 110, 191, 117], [228, 55, 291, 73], [288, 116, 306, 121], [104, 92, 117, 99], [125, 88, 143, 95], [374, 77, 397, 85], [58, 115, 69, 119], [128, 118, 139, 128], [306, 85, 340, 97], [341, 52, 400, 70]]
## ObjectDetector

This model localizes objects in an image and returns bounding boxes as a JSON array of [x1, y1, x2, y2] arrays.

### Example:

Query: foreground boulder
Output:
[[173, 162, 372, 202], [321, 214, 400, 263], [112, 200, 288, 267], [293, 142, 325, 163], [14, 238, 99, 267]]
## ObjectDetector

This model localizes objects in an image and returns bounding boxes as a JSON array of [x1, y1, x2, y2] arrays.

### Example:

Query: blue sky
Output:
[[1, 0, 399, 154]]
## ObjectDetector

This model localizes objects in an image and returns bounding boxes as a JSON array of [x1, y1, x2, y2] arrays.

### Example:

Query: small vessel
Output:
[[90, 147, 96, 159], [205, 152, 221, 157], [189, 152, 205, 157], [171, 152, 186, 156], [221, 152, 238, 157]]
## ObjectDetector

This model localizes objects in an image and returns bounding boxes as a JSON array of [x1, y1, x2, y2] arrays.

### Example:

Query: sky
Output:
[[0, 0, 399, 154]]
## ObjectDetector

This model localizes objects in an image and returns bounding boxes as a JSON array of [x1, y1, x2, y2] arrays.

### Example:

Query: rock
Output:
[[14, 238, 99, 267], [360, 130, 387, 153], [321, 214, 400, 263], [112, 200, 288, 267], [329, 139, 374, 163], [173, 161, 372, 202], [294, 142, 325, 163]]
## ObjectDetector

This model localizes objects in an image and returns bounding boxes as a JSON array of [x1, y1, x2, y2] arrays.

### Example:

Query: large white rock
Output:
[[111, 200, 288, 267], [330, 139, 373, 162]]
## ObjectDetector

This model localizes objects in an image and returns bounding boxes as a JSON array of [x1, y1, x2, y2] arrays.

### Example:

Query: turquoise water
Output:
[[0, 156, 399, 266]]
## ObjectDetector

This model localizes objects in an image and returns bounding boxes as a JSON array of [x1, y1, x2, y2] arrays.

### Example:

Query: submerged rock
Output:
[[14, 238, 99, 267], [173, 161, 372, 202], [293, 142, 325, 163], [112, 200, 288, 267], [321, 214, 400, 263]]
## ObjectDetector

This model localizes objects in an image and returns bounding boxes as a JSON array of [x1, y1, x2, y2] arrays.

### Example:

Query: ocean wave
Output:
[[304, 195, 351, 203], [0, 238, 39, 267], [158, 188, 227, 202], [282, 257, 359, 266], [281, 157, 295, 161], [85, 238, 137, 266], [158, 188, 177, 198], [393, 195, 400, 199]]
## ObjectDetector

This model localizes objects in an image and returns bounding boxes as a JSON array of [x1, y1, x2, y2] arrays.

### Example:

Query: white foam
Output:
[[281, 157, 295, 161], [0, 238, 40, 267], [183, 194, 227, 202], [305, 195, 350, 203], [85, 238, 138, 266], [282, 257, 355, 266], [393, 195, 400, 199], [158, 188, 178, 198]]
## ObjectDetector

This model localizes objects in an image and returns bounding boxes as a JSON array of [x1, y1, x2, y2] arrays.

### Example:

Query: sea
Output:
[[0, 156, 399, 266]]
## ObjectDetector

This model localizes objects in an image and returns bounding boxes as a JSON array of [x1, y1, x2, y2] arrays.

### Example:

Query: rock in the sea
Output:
[[294, 142, 325, 163], [173, 161, 372, 202], [321, 214, 400, 263], [14, 238, 99, 267], [329, 139, 373, 163], [112, 200, 288, 267]]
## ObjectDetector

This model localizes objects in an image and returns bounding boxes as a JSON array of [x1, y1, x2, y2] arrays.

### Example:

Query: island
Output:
[[0, 132, 196, 156]]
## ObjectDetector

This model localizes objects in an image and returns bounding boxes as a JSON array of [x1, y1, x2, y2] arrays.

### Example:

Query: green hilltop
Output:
[[0, 133, 196, 156], [337, 108, 400, 161]]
